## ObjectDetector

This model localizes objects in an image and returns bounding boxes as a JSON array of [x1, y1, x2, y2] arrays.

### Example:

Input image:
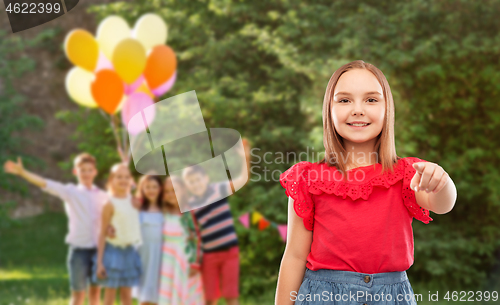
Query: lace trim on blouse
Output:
[[279, 157, 433, 231]]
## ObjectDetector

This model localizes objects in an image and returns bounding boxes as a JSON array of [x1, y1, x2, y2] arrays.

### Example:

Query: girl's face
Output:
[[110, 165, 132, 192], [142, 179, 161, 203], [163, 178, 184, 207], [331, 69, 386, 148]]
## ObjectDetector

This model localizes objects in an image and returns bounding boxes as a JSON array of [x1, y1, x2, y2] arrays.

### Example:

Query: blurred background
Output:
[[2, 0, 500, 304]]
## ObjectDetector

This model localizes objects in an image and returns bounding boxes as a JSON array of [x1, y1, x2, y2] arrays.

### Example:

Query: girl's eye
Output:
[[368, 98, 378, 103], [339, 99, 350, 103]]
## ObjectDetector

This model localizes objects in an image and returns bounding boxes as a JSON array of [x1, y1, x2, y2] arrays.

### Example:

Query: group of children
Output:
[[3, 139, 250, 305]]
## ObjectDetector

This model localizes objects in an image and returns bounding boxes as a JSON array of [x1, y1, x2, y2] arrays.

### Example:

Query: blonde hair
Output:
[[73, 152, 96, 168], [106, 163, 131, 190], [319, 60, 399, 176]]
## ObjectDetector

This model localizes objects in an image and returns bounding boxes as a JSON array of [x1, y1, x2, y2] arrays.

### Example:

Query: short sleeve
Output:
[[279, 161, 315, 231], [402, 157, 434, 224]]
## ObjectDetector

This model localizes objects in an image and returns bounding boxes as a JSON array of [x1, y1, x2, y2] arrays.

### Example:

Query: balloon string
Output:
[[109, 114, 125, 163]]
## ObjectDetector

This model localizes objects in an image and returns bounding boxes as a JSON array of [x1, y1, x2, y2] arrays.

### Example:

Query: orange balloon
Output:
[[91, 69, 124, 114], [144, 45, 177, 89]]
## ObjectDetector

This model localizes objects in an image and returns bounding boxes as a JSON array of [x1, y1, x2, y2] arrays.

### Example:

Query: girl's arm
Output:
[[229, 138, 251, 192], [97, 202, 114, 278], [275, 197, 313, 305]]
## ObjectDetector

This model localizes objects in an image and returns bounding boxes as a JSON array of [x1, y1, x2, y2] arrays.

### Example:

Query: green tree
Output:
[[62, 0, 500, 294]]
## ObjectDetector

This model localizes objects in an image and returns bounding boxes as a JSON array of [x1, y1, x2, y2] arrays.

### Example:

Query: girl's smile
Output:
[[331, 69, 385, 146]]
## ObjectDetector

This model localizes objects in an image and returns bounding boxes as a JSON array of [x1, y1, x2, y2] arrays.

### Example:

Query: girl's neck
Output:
[[146, 200, 161, 212], [163, 202, 181, 215], [343, 138, 379, 168], [110, 189, 128, 198]]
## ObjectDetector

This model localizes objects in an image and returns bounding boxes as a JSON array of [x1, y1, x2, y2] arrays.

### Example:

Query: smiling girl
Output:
[[94, 163, 142, 305], [275, 60, 457, 305]]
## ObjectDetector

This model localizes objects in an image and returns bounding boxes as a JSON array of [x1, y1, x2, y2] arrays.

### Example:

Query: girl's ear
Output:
[[72, 168, 77, 176]]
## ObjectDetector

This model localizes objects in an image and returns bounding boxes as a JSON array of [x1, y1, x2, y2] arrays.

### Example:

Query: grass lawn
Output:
[[0, 212, 497, 305], [0, 212, 275, 305]]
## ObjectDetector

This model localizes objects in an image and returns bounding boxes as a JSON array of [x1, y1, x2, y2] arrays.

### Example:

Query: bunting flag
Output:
[[237, 211, 288, 242], [251, 211, 264, 224], [238, 213, 250, 228], [278, 224, 287, 242], [258, 218, 271, 230]]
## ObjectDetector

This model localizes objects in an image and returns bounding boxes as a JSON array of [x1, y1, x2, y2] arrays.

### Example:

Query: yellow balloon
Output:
[[112, 38, 147, 84], [64, 29, 99, 72], [96, 15, 130, 60], [135, 81, 155, 98], [65, 67, 98, 108], [133, 13, 168, 50]]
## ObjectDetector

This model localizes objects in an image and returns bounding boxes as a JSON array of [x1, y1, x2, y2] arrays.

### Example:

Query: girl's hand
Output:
[[411, 162, 449, 194], [97, 263, 107, 279], [3, 157, 24, 176], [106, 225, 116, 239]]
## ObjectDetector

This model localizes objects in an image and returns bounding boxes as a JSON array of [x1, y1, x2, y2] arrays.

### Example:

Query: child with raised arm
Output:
[[93, 163, 142, 305], [275, 60, 457, 305], [3, 153, 107, 305], [182, 139, 251, 305]]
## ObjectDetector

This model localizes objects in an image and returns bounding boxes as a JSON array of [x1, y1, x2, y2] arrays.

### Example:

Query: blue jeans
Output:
[[294, 267, 418, 305], [67, 246, 98, 291]]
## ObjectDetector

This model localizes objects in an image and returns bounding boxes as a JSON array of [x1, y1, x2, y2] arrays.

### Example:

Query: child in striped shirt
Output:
[[182, 139, 251, 305]]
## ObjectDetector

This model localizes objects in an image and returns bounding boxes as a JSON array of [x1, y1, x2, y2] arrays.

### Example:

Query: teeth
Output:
[[349, 123, 369, 126]]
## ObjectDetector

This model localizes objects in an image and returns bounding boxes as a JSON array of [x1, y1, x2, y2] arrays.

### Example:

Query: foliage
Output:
[[0, 29, 53, 217], [55, 0, 500, 294]]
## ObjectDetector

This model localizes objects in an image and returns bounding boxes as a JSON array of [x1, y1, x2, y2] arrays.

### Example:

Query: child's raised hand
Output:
[[237, 138, 251, 158], [3, 157, 24, 176], [411, 162, 449, 194]]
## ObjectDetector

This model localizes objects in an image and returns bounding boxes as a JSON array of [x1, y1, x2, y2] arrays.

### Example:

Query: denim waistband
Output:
[[304, 267, 408, 287]]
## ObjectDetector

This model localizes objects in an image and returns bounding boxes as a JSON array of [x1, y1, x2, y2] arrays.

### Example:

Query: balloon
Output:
[[143, 45, 177, 89], [132, 13, 168, 50], [65, 67, 97, 108], [151, 70, 176, 96], [91, 69, 124, 114], [115, 95, 127, 113], [124, 75, 144, 95], [96, 15, 130, 60], [112, 38, 147, 84], [121, 92, 156, 135], [64, 29, 99, 72], [135, 81, 154, 98], [94, 52, 114, 72]]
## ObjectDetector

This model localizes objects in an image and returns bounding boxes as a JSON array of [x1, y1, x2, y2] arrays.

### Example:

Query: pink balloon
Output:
[[94, 52, 114, 72], [124, 75, 145, 95], [151, 70, 176, 96], [121, 92, 155, 135]]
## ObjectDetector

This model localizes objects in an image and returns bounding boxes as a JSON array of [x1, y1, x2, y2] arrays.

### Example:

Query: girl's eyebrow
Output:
[[335, 91, 383, 96]]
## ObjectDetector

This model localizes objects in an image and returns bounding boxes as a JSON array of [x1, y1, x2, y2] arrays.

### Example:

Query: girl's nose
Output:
[[351, 100, 365, 116]]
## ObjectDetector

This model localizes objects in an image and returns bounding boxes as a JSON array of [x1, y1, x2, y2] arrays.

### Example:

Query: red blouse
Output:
[[279, 157, 433, 274]]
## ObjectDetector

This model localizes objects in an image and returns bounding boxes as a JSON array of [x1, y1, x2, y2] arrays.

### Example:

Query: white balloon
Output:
[[133, 13, 168, 50], [65, 67, 97, 108], [96, 15, 131, 60]]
